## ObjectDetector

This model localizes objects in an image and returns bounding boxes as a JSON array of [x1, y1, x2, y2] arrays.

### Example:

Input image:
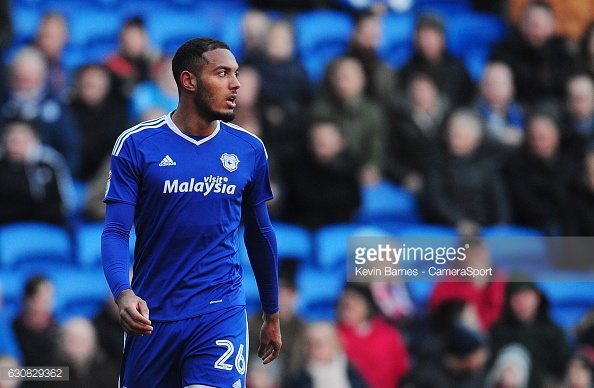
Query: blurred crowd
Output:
[[0, 0, 594, 239], [1, 0, 594, 387]]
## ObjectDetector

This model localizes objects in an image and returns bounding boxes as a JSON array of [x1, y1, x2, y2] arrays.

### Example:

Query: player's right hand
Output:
[[116, 289, 153, 336]]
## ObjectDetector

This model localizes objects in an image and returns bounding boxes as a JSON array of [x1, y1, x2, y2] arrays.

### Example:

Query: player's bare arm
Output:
[[116, 289, 153, 336], [258, 311, 282, 364]]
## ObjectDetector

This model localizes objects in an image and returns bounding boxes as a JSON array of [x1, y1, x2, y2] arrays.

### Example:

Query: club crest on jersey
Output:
[[220, 153, 240, 172]]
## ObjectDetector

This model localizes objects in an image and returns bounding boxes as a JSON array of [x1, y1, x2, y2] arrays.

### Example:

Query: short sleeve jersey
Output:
[[104, 113, 273, 321]]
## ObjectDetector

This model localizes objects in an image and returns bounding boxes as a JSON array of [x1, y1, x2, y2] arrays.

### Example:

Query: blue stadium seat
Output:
[[272, 222, 313, 264], [358, 180, 420, 224], [536, 276, 594, 333], [0, 222, 74, 272], [50, 267, 111, 322], [392, 224, 460, 271], [145, 10, 217, 55], [10, 5, 42, 46], [314, 223, 389, 270], [378, 12, 416, 70], [74, 222, 104, 267], [295, 265, 345, 322], [445, 12, 508, 80], [480, 225, 551, 273], [293, 10, 355, 83], [66, 8, 122, 48], [413, 0, 472, 15], [218, 9, 247, 63]]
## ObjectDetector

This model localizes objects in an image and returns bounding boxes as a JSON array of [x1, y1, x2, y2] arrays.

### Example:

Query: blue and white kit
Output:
[[101, 113, 279, 387]]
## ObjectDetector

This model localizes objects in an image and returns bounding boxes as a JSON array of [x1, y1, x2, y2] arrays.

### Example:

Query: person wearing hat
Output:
[[489, 280, 571, 388]]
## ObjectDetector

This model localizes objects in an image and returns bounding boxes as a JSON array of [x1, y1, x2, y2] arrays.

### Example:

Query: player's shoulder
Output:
[[220, 121, 268, 154], [112, 115, 169, 156]]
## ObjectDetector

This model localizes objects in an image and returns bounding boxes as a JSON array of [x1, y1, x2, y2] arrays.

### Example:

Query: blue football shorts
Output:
[[119, 305, 248, 388]]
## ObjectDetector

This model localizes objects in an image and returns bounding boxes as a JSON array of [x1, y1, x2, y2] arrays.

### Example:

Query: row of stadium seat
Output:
[[1, 220, 592, 333], [7, 4, 507, 82]]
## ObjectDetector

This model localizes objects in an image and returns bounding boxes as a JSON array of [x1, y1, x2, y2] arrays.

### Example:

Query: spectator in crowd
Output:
[[81, 155, 110, 221], [12, 275, 60, 369], [248, 259, 307, 386], [429, 238, 507, 331], [310, 56, 387, 186], [384, 71, 451, 194], [504, 104, 582, 235], [561, 150, 594, 269], [240, 9, 272, 66], [33, 12, 70, 98], [0, 47, 82, 175], [575, 308, 594, 350], [0, 354, 20, 388], [422, 108, 511, 236], [490, 0, 577, 106], [81, 107, 166, 222], [563, 73, 594, 145], [280, 120, 361, 230], [247, 355, 281, 388], [247, 20, 314, 164], [53, 317, 119, 388], [129, 56, 178, 123], [104, 16, 161, 99], [489, 280, 571, 388], [336, 283, 409, 388], [401, 324, 489, 388], [507, 0, 594, 42], [369, 280, 416, 332], [399, 14, 475, 108], [233, 65, 263, 137], [484, 343, 532, 388], [283, 321, 369, 388], [578, 22, 594, 81], [410, 299, 483, 368], [68, 64, 128, 181], [0, 284, 22, 362], [0, 0, 13, 90], [562, 346, 594, 388], [474, 61, 525, 154], [92, 296, 123, 371], [345, 10, 399, 108], [0, 119, 74, 226]]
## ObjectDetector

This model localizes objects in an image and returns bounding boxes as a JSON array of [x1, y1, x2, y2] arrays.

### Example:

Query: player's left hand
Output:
[[258, 311, 281, 364]]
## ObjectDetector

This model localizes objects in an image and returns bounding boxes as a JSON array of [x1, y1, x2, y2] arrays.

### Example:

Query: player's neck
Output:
[[171, 107, 217, 137]]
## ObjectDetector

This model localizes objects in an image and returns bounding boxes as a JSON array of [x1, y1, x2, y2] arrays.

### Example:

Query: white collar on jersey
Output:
[[165, 113, 220, 146]]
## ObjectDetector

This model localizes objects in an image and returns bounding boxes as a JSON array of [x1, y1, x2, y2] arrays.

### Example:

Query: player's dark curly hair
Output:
[[171, 37, 230, 91]]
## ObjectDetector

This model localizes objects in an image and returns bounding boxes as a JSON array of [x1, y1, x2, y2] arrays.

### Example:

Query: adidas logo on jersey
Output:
[[159, 155, 176, 166], [232, 379, 242, 388]]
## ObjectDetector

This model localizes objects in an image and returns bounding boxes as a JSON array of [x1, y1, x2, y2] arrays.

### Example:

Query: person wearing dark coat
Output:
[[422, 109, 511, 236], [489, 280, 571, 388], [490, 1, 578, 106], [281, 120, 361, 230], [399, 14, 475, 108], [68, 64, 129, 181], [503, 105, 582, 235]]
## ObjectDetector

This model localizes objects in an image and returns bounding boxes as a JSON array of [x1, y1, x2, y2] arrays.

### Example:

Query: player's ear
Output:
[[180, 70, 197, 92]]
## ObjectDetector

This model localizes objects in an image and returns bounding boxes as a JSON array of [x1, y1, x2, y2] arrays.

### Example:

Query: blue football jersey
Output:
[[104, 113, 273, 321]]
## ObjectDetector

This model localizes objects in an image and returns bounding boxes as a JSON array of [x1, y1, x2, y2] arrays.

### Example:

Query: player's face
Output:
[[194, 48, 240, 122]]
